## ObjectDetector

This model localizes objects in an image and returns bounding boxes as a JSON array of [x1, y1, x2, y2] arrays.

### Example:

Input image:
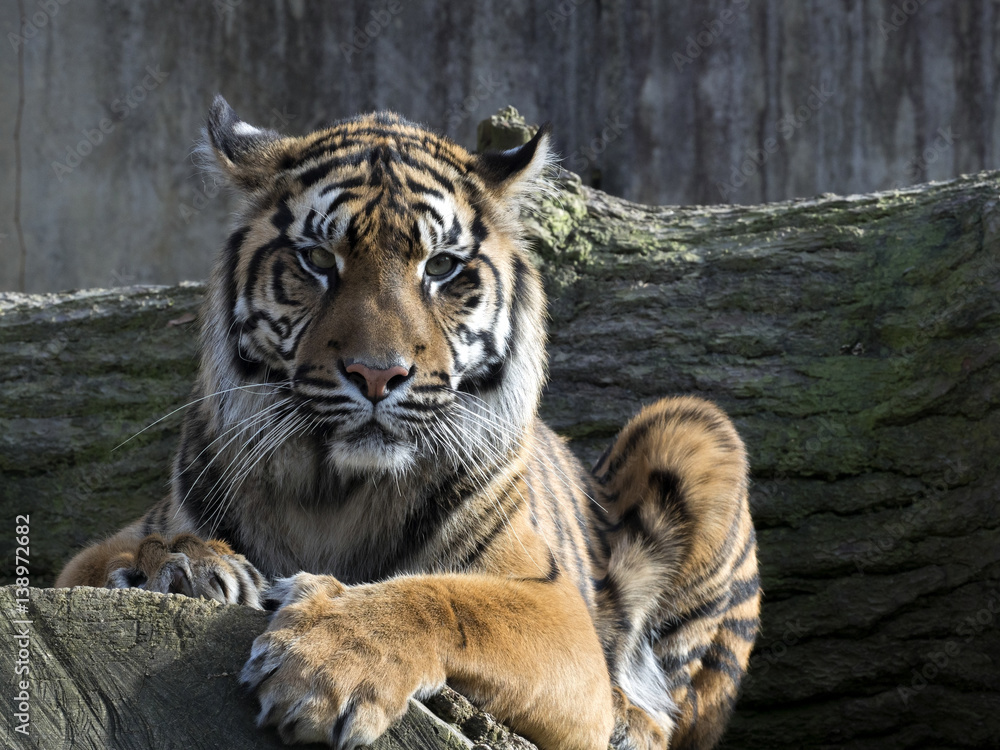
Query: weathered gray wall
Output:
[[2, 0, 999, 292]]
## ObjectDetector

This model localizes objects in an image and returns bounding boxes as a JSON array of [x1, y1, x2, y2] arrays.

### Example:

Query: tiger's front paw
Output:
[[242, 572, 447, 748], [106, 534, 268, 608]]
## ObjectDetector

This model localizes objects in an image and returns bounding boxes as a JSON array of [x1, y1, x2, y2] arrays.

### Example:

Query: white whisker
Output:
[[114, 382, 290, 451]]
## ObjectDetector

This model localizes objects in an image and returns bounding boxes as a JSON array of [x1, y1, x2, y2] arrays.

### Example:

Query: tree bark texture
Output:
[[0, 586, 534, 750], [1, 171, 998, 748]]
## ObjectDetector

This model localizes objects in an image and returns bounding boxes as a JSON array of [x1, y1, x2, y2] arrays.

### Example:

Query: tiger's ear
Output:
[[202, 95, 287, 191], [474, 123, 554, 204]]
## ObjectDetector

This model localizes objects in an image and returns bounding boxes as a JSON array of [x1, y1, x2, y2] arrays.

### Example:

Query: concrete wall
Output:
[[1, 0, 998, 292]]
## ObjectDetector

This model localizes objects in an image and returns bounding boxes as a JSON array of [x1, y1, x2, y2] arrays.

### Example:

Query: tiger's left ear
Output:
[[474, 123, 553, 203], [202, 95, 288, 192]]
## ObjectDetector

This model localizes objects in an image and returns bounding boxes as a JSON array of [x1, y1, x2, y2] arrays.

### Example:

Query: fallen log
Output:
[[0, 586, 533, 749], [1, 166, 998, 748]]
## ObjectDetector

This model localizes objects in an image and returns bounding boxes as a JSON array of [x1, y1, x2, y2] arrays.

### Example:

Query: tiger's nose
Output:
[[344, 362, 411, 403]]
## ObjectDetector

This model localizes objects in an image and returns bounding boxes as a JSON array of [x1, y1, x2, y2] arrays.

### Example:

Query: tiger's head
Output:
[[199, 96, 551, 477]]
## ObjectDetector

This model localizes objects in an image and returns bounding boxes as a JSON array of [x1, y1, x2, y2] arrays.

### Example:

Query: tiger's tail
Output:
[[593, 396, 760, 749]]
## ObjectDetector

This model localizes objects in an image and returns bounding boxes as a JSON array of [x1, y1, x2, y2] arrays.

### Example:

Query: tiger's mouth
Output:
[[350, 420, 401, 444], [324, 417, 419, 476]]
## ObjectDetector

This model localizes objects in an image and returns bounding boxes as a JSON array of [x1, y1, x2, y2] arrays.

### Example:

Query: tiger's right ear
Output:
[[203, 95, 287, 191]]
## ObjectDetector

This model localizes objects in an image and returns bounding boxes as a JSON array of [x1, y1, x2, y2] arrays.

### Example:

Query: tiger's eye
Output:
[[426, 255, 459, 278], [309, 247, 338, 270]]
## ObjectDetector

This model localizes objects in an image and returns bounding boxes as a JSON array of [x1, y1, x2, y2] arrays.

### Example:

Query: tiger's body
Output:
[[56, 97, 760, 750]]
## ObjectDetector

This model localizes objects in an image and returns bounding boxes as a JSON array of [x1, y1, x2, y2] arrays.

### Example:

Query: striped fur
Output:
[[56, 97, 759, 750]]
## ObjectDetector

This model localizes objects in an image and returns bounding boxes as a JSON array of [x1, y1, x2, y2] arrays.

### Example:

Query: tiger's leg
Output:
[[593, 396, 760, 750], [55, 498, 268, 608], [241, 571, 616, 750]]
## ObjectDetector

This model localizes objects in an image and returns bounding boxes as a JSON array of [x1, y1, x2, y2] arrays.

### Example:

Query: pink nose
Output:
[[345, 362, 410, 402]]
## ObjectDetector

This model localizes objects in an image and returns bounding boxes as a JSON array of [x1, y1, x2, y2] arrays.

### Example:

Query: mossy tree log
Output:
[[0, 587, 533, 750], [1, 171, 998, 748]]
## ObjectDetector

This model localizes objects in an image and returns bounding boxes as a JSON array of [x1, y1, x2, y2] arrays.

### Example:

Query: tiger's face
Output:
[[201, 99, 550, 476]]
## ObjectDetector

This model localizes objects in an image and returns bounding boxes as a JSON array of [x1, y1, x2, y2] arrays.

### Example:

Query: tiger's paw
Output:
[[106, 533, 268, 608], [242, 572, 447, 748], [610, 687, 670, 750]]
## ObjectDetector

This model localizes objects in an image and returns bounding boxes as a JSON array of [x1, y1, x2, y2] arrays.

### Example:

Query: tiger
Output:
[[56, 96, 760, 750]]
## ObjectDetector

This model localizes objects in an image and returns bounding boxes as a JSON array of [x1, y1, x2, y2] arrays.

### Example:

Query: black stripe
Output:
[[280, 314, 314, 363], [271, 260, 301, 307], [223, 226, 251, 339], [406, 177, 444, 200], [236, 568, 252, 606], [299, 392, 352, 405], [155, 500, 170, 532], [232, 338, 264, 379], [375, 471, 476, 575], [413, 201, 445, 231], [319, 176, 366, 194], [602, 405, 732, 483], [730, 573, 761, 606], [298, 159, 341, 187], [245, 234, 290, 309], [650, 468, 689, 526], [410, 161, 456, 195], [700, 642, 745, 682], [470, 210, 489, 246], [670, 572, 760, 630], [685, 511, 747, 591], [456, 511, 509, 569], [719, 616, 760, 642], [524, 550, 560, 583], [295, 374, 343, 390]]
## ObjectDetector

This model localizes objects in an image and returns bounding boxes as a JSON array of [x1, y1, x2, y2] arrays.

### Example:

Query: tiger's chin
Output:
[[326, 424, 418, 477]]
